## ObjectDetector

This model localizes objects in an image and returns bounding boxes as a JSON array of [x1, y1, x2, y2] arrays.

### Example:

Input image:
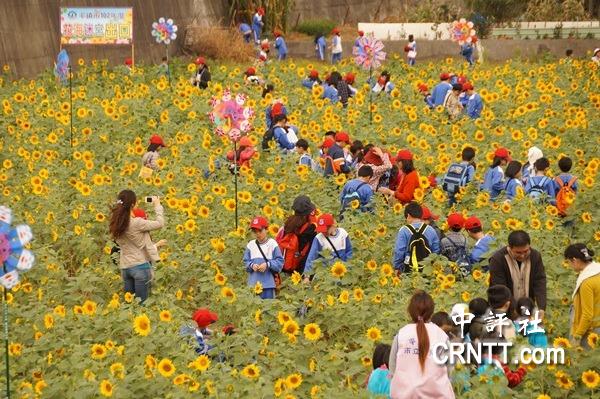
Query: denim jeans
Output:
[[259, 288, 275, 299], [408, 57, 416, 66], [122, 263, 152, 303], [332, 52, 342, 64]]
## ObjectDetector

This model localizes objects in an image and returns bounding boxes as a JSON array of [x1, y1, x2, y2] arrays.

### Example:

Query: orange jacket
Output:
[[394, 170, 420, 203]]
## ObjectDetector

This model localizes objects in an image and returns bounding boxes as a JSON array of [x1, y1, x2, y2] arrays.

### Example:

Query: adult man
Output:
[[489, 230, 546, 318]]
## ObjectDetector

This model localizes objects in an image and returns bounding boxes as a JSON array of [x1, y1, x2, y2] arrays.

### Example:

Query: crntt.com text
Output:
[[432, 342, 565, 365]]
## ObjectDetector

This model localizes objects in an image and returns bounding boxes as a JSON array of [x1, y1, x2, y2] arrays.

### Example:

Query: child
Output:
[[371, 71, 394, 95], [431, 73, 453, 107], [295, 139, 319, 172], [431, 311, 459, 341], [406, 34, 417, 66], [340, 165, 374, 213], [189, 308, 218, 355], [322, 76, 339, 104], [142, 135, 167, 171], [421, 206, 444, 242], [521, 146, 543, 184], [444, 83, 464, 120], [354, 30, 364, 50], [366, 344, 391, 397], [239, 22, 252, 43], [503, 160, 523, 201], [460, 42, 475, 66], [464, 216, 495, 267], [244, 67, 263, 85], [330, 28, 343, 64], [463, 83, 483, 119], [271, 115, 297, 152], [302, 70, 321, 90], [554, 156, 578, 216], [477, 331, 527, 388], [226, 136, 256, 169], [525, 157, 556, 203], [303, 213, 352, 279], [442, 146, 476, 205], [467, 297, 490, 342], [265, 100, 287, 129], [514, 297, 548, 348], [440, 213, 470, 274], [344, 72, 358, 96], [258, 41, 270, 63], [124, 57, 133, 72], [418, 83, 434, 108], [252, 7, 265, 44], [481, 147, 510, 199], [274, 31, 288, 60], [191, 57, 211, 89], [487, 285, 516, 342], [243, 217, 284, 299], [315, 33, 327, 61]]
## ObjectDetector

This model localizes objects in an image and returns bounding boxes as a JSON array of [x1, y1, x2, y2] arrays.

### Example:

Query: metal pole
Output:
[[369, 65, 373, 124], [68, 65, 73, 147], [166, 44, 171, 88], [233, 140, 238, 230], [3, 287, 10, 399]]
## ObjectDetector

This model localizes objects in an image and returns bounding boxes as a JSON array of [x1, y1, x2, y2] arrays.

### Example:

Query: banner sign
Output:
[[60, 7, 133, 45]]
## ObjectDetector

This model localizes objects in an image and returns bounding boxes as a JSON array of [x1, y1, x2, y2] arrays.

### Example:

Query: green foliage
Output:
[[294, 19, 337, 37], [466, 0, 530, 22]]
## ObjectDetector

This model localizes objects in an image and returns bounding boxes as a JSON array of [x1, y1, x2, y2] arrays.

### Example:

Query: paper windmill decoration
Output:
[[208, 89, 254, 141], [0, 206, 34, 289], [353, 34, 386, 71], [450, 18, 477, 44], [151, 17, 178, 45], [54, 49, 69, 85]]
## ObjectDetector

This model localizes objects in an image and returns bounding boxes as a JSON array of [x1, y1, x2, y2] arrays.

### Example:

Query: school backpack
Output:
[[445, 236, 471, 277], [442, 163, 471, 194], [554, 176, 577, 216], [340, 182, 368, 211], [527, 176, 549, 200], [261, 126, 275, 150], [405, 224, 432, 272], [276, 224, 311, 273]]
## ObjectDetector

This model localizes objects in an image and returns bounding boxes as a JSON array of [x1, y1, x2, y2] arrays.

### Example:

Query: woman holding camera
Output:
[[109, 190, 164, 303]]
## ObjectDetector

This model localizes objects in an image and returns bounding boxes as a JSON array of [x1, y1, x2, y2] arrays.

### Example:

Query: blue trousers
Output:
[[332, 52, 342, 64], [259, 288, 275, 299], [122, 263, 152, 303]]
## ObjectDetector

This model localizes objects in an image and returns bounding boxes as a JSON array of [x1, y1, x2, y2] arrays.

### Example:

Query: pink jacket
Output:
[[389, 323, 455, 399]]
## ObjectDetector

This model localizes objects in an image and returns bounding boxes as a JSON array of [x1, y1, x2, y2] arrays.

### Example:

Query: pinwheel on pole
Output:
[[0, 206, 35, 399], [352, 34, 386, 123], [54, 50, 73, 147], [151, 18, 178, 86], [208, 90, 255, 229], [449, 18, 478, 65]]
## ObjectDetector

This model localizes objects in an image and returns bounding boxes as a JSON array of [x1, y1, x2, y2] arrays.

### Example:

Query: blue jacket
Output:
[[275, 36, 287, 56], [367, 367, 391, 397], [392, 222, 441, 271], [239, 23, 251, 35], [316, 36, 326, 60], [431, 82, 452, 106], [265, 104, 288, 129], [504, 178, 522, 201], [340, 179, 374, 210], [554, 173, 578, 193], [304, 228, 352, 275], [302, 78, 319, 89], [466, 93, 483, 119], [525, 175, 556, 201], [482, 166, 505, 199], [273, 126, 296, 151], [469, 235, 495, 265], [252, 13, 263, 40], [424, 94, 435, 108], [514, 320, 548, 348], [243, 238, 284, 289], [322, 84, 339, 103]]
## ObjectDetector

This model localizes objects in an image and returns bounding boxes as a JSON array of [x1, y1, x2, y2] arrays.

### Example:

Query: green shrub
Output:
[[295, 19, 336, 37]]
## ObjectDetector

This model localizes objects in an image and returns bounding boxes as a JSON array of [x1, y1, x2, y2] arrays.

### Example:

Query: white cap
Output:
[[594, 48, 600, 56]]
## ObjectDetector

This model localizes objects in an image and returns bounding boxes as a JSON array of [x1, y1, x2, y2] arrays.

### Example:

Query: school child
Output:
[[487, 285, 517, 342], [442, 146, 476, 205], [418, 84, 435, 108], [444, 84, 464, 120], [477, 331, 527, 388], [334, 131, 353, 165], [142, 135, 167, 171], [190, 308, 218, 355], [226, 136, 256, 169], [322, 76, 339, 103], [431, 312, 459, 341], [243, 216, 284, 299], [467, 297, 490, 341], [440, 213, 471, 274], [514, 297, 548, 348], [380, 150, 420, 204], [431, 73, 453, 106], [295, 139, 320, 172], [347, 140, 364, 169], [463, 83, 483, 119], [265, 101, 287, 129], [553, 156, 578, 216], [460, 42, 475, 66], [270, 115, 297, 152], [274, 31, 288, 60], [258, 41, 270, 63], [303, 214, 352, 278], [322, 134, 350, 176], [354, 30, 365, 50], [340, 165, 374, 213], [521, 146, 544, 184], [405, 34, 417, 66], [239, 22, 252, 43], [464, 216, 495, 267], [124, 57, 133, 73], [302, 70, 322, 89], [252, 7, 265, 44], [421, 206, 444, 242], [503, 160, 523, 201], [344, 72, 358, 96], [366, 344, 391, 397], [191, 57, 211, 89], [392, 202, 441, 274], [371, 71, 394, 94], [315, 33, 327, 61], [243, 67, 263, 85], [318, 131, 337, 157], [331, 28, 343, 64], [525, 157, 556, 203], [481, 147, 510, 199]]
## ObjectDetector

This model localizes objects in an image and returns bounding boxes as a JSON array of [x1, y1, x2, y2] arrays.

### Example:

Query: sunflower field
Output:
[[1, 53, 600, 398]]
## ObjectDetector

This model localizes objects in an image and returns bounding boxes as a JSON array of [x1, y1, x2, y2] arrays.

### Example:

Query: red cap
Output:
[[239, 136, 253, 147], [332, 28, 340, 35], [447, 213, 465, 229], [250, 216, 269, 230], [462, 82, 474, 91], [378, 76, 386, 86], [396, 149, 413, 161], [150, 134, 167, 147], [464, 216, 482, 230], [195, 56, 205, 65], [321, 137, 335, 149], [316, 213, 335, 233], [222, 323, 236, 335], [472, 37, 478, 44], [457, 76, 467, 85], [428, 174, 438, 188], [124, 58, 133, 66], [273, 31, 281, 37], [132, 208, 147, 219], [494, 147, 511, 161], [271, 102, 284, 117], [421, 206, 439, 221], [344, 72, 355, 84], [192, 308, 218, 329], [245, 67, 256, 76], [440, 73, 451, 80], [358, 30, 364, 36], [309, 70, 319, 78], [418, 83, 428, 92], [257, 7, 265, 15], [335, 131, 350, 144]]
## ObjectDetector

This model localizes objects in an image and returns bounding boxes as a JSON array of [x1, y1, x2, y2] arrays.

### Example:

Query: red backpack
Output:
[[554, 175, 577, 217], [276, 224, 311, 272]]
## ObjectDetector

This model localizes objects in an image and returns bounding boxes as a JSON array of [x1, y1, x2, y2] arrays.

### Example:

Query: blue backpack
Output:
[[340, 182, 368, 212], [442, 163, 470, 194], [527, 176, 549, 200]]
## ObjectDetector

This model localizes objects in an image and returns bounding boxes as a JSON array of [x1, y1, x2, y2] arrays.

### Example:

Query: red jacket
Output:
[[394, 170, 420, 203], [226, 148, 256, 167]]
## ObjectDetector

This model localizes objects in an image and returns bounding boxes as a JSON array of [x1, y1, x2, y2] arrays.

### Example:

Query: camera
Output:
[[145, 196, 153, 203]]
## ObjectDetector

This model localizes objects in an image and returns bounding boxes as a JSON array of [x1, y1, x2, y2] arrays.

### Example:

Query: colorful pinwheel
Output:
[[450, 18, 477, 44], [151, 18, 178, 45], [0, 206, 34, 289], [353, 34, 386, 71], [208, 89, 254, 141]]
